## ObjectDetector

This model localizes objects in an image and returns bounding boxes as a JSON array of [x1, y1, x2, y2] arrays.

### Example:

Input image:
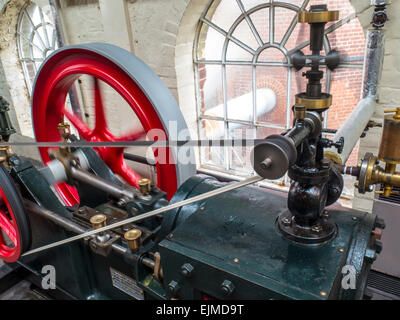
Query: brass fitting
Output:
[[124, 228, 142, 251], [357, 108, 400, 197], [138, 178, 151, 195], [298, 10, 339, 24], [357, 153, 400, 197], [90, 214, 107, 234], [57, 122, 72, 158], [294, 104, 306, 120], [0, 145, 13, 165], [58, 122, 71, 140]]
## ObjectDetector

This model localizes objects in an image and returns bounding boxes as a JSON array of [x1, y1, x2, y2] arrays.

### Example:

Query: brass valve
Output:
[[357, 107, 400, 197]]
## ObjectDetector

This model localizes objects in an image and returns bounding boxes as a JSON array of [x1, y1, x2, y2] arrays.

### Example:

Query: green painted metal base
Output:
[[159, 175, 380, 300]]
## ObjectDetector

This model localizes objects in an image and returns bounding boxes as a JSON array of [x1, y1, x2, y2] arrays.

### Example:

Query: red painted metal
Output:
[[32, 48, 178, 205], [0, 186, 21, 262]]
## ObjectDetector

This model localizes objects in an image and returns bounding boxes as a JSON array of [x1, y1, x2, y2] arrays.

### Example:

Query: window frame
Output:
[[193, 0, 363, 183]]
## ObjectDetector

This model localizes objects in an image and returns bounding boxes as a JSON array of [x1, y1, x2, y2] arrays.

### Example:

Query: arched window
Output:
[[194, 0, 365, 186], [17, 2, 58, 94]]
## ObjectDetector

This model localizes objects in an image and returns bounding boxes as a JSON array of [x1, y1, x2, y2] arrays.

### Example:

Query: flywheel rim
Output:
[[0, 165, 31, 262], [32, 43, 195, 205]]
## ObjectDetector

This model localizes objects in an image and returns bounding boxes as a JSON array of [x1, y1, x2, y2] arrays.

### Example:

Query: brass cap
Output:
[[124, 228, 142, 251], [90, 214, 107, 230], [298, 10, 339, 23], [138, 178, 151, 195]]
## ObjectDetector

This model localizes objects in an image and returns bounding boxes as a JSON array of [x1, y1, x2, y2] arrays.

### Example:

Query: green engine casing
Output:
[[159, 175, 380, 300]]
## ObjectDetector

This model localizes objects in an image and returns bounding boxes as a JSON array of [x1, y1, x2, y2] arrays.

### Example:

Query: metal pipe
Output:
[[69, 166, 135, 200], [325, 97, 376, 164], [325, 28, 386, 165], [23, 199, 87, 234]]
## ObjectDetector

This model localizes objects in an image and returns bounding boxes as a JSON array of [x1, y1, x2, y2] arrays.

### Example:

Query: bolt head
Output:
[[312, 224, 322, 233], [168, 280, 180, 295], [181, 263, 194, 277], [282, 217, 291, 226], [221, 280, 235, 296]]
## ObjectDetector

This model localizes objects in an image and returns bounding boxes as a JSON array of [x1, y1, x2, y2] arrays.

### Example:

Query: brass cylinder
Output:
[[124, 229, 142, 251], [138, 178, 151, 195], [90, 214, 107, 230], [378, 116, 400, 164]]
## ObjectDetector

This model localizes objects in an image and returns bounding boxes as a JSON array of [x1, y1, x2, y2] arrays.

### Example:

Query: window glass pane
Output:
[[197, 24, 226, 61], [256, 66, 288, 127], [210, 0, 243, 32], [199, 119, 225, 168], [226, 65, 253, 121], [257, 47, 287, 63], [241, 0, 269, 10], [231, 20, 259, 51], [198, 64, 223, 117], [249, 8, 269, 44], [274, 6, 297, 44], [226, 41, 254, 61], [228, 123, 255, 173]]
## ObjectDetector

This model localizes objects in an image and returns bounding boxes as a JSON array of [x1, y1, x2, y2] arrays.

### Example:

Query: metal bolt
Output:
[[117, 198, 127, 207], [374, 217, 386, 229], [312, 224, 322, 233], [365, 248, 377, 263], [282, 217, 291, 226], [260, 158, 272, 170], [168, 280, 180, 296], [181, 263, 194, 278], [221, 280, 235, 296]]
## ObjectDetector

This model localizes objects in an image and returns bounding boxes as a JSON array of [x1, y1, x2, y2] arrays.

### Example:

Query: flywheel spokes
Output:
[[32, 43, 196, 205]]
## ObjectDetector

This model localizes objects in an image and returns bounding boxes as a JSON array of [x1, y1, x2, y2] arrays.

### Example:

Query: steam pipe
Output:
[[325, 27, 386, 165]]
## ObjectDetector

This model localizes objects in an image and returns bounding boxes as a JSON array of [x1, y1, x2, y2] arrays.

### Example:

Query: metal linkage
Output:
[[21, 175, 263, 257]]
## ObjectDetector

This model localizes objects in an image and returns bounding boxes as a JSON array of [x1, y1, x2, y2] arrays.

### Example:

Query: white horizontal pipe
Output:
[[325, 96, 376, 164]]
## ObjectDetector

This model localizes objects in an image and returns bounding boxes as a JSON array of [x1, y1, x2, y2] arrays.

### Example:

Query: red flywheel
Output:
[[0, 165, 31, 262], [32, 43, 195, 206]]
